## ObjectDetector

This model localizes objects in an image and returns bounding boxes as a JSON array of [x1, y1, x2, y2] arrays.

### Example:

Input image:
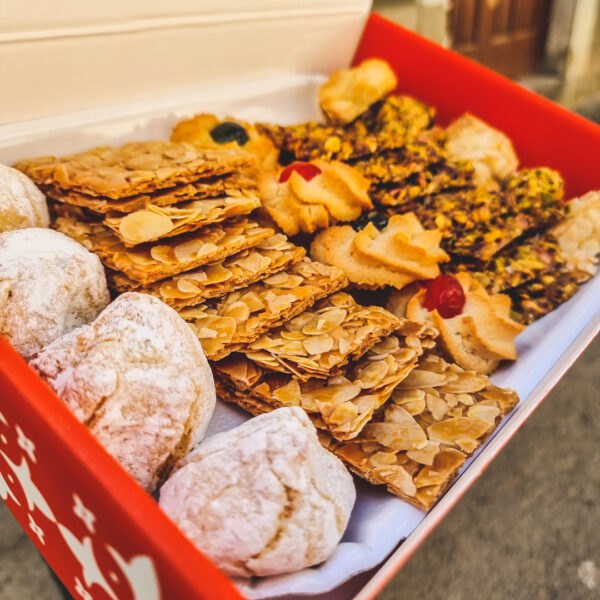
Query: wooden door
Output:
[[450, 0, 552, 78]]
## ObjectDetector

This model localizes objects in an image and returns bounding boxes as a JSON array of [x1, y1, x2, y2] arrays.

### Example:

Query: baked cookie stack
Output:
[[212, 289, 519, 510], [16, 141, 324, 338]]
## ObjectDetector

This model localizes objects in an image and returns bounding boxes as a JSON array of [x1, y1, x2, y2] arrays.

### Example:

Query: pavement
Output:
[[1, 336, 598, 600]]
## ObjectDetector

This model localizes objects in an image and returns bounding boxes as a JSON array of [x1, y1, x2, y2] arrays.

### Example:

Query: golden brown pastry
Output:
[[319, 58, 398, 125], [310, 213, 449, 289], [258, 159, 372, 236], [388, 272, 525, 374]]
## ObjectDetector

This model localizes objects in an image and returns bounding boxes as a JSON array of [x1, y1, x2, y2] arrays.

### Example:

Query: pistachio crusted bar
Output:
[[109, 234, 306, 308], [396, 168, 566, 261], [216, 323, 437, 441], [217, 352, 518, 509], [181, 259, 348, 360], [15, 141, 252, 199], [53, 211, 274, 285], [244, 292, 404, 381], [257, 96, 434, 161]]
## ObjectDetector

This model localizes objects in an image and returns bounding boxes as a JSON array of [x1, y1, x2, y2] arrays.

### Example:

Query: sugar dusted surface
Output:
[[0, 164, 49, 232], [30, 292, 216, 492], [0, 228, 109, 359], [160, 406, 355, 578]]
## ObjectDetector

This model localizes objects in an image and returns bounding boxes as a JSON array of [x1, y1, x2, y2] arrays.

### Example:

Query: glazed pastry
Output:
[[30, 292, 216, 492], [311, 213, 449, 289], [258, 159, 372, 236], [0, 228, 109, 359], [0, 164, 49, 232], [318, 58, 397, 125], [389, 273, 525, 374], [159, 407, 355, 577]]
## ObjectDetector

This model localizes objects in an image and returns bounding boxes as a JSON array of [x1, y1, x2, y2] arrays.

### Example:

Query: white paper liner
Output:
[[1, 75, 598, 599]]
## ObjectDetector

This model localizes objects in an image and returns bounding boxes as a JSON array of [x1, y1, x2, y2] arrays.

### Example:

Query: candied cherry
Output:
[[423, 274, 466, 318], [210, 121, 249, 146], [279, 161, 322, 183]]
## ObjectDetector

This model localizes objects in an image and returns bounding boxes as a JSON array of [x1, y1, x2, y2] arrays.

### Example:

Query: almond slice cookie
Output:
[[217, 322, 437, 441], [53, 211, 274, 285], [109, 234, 306, 308], [181, 259, 348, 360], [218, 352, 518, 509], [43, 173, 255, 215], [322, 353, 519, 510], [244, 292, 404, 380], [103, 190, 261, 247], [15, 141, 252, 199]]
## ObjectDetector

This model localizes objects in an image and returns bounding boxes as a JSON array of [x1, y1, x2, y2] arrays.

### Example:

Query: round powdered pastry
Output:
[[159, 406, 356, 578], [0, 228, 110, 358], [0, 164, 49, 232], [30, 292, 216, 492]]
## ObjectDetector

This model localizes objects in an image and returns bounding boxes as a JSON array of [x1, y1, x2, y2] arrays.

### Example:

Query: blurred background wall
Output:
[[373, 0, 600, 118]]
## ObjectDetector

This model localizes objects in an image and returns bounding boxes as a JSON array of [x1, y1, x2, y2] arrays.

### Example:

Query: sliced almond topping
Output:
[[119, 210, 173, 244]]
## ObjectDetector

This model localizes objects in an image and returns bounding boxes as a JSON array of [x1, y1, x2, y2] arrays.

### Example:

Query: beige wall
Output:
[[0, 1, 371, 125]]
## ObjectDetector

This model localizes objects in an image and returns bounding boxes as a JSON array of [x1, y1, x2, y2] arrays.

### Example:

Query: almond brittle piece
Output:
[[104, 191, 261, 246], [53, 211, 273, 285], [216, 321, 437, 440], [42, 174, 255, 215], [109, 234, 305, 309], [15, 141, 252, 199], [180, 260, 348, 360], [321, 353, 519, 509], [244, 292, 404, 380]]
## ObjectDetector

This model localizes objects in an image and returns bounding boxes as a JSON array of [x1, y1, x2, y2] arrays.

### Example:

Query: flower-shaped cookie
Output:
[[171, 113, 278, 171], [310, 212, 449, 289], [258, 159, 372, 235], [389, 272, 525, 374], [318, 58, 398, 125]]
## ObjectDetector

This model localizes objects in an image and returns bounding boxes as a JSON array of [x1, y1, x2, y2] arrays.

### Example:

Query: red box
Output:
[[1, 13, 600, 600]]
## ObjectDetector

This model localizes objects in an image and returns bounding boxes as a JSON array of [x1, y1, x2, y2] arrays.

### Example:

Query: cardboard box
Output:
[[1, 10, 599, 600]]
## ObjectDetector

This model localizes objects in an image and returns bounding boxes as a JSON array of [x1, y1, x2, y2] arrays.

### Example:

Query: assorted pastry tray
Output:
[[1, 14, 600, 600]]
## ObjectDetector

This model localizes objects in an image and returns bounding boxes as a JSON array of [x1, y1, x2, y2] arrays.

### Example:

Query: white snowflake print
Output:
[[29, 513, 45, 545], [73, 494, 96, 535]]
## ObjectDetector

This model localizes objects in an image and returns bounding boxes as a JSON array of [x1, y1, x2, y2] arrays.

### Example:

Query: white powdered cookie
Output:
[[159, 406, 356, 578], [0, 164, 49, 232], [30, 292, 216, 492], [0, 228, 109, 358]]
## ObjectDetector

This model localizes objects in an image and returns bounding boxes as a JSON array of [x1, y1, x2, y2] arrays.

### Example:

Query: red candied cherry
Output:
[[279, 161, 322, 183], [423, 274, 466, 319]]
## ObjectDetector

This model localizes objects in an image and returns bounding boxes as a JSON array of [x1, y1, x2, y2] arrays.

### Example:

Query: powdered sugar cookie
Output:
[[0, 228, 109, 358]]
